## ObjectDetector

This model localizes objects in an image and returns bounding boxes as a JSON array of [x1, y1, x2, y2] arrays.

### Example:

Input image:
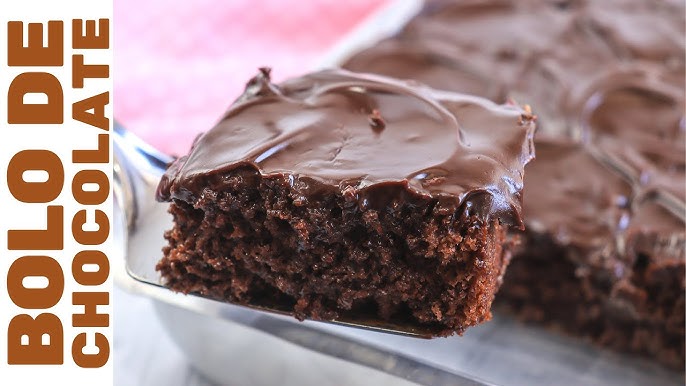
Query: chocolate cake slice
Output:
[[155, 68, 536, 336]]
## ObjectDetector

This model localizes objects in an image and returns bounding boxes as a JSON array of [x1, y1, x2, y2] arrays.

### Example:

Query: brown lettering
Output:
[[7, 21, 63, 66], [73, 134, 109, 164], [7, 72, 63, 124], [8, 313, 63, 364], [72, 209, 109, 245], [72, 19, 109, 49], [8, 206, 63, 250], [72, 169, 109, 206], [7, 150, 64, 203], [7, 255, 64, 309], [72, 92, 109, 130], [72, 292, 109, 328], [72, 250, 109, 286], [72, 333, 109, 368], [72, 55, 108, 89]]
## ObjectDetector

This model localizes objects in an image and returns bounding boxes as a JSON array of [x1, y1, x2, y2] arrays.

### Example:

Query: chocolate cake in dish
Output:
[[155, 68, 536, 336], [344, 0, 685, 367], [499, 133, 685, 369]]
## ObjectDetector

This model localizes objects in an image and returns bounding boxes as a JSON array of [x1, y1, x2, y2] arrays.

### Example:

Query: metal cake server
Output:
[[114, 119, 442, 337], [113, 121, 491, 386], [113, 121, 682, 386], [111, 1, 682, 384]]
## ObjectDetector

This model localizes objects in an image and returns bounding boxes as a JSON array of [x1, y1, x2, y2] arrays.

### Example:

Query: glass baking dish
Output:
[[112, 1, 684, 384]]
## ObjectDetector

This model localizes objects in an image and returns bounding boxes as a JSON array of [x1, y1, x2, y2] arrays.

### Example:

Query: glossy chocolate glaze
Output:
[[343, 0, 685, 365], [157, 69, 536, 227], [347, 0, 685, 125], [522, 137, 631, 258], [344, 0, 686, 254], [526, 133, 684, 266]]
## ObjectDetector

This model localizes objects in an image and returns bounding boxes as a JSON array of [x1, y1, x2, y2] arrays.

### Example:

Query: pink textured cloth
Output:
[[114, 0, 386, 155]]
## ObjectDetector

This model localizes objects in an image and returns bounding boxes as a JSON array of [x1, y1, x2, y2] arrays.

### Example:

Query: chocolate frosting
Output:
[[339, 0, 684, 365], [157, 69, 536, 227], [522, 137, 631, 255], [343, 0, 686, 260]]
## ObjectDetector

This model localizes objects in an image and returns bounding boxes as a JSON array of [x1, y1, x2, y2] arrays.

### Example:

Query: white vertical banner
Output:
[[0, 1, 113, 385]]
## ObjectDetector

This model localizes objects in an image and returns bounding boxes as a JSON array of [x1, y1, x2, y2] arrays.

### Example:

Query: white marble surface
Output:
[[114, 287, 216, 386], [113, 287, 419, 386]]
